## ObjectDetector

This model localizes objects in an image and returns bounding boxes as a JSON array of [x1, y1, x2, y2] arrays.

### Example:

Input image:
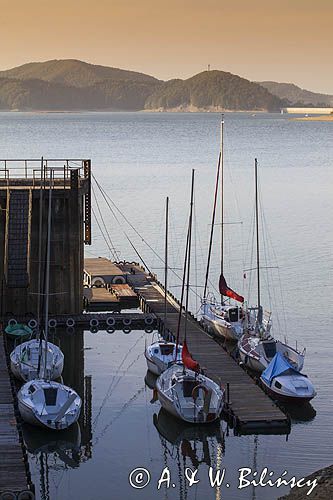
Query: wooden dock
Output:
[[0, 335, 34, 496], [137, 281, 290, 435]]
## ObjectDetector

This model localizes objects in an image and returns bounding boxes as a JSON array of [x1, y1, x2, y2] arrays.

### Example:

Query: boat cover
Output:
[[261, 352, 299, 384]]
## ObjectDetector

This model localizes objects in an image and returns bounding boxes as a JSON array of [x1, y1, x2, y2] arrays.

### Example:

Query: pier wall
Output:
[[0, 160, 91, 318]]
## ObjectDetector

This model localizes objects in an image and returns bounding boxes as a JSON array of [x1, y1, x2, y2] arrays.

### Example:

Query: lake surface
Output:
[[0, 112, 332, 500]]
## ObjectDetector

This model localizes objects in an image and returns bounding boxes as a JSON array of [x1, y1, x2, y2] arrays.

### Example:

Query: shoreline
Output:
[[291, 115, 333, 121]]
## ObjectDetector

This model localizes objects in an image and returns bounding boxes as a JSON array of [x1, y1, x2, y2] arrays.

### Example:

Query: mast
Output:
[[184, 169, 195, 341], [43, 169, 53, 379], [220, 115, 224, 305], [254, 158, 262, 329], [164, 196, 169, 334]]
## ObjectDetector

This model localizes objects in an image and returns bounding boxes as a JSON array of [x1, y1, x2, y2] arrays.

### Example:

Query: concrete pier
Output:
[[0, 159, 91, 317]]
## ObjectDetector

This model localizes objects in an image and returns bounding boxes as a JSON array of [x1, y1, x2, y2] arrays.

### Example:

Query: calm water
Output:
[[0, 112, 332, 500]]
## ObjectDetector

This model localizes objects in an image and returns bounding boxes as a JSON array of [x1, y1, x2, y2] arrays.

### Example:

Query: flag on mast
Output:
[[219, 275, 244, 303]]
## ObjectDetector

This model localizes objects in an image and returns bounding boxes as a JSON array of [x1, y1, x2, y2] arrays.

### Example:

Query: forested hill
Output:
[[258, 81, 333, 107], [144, 71, 282, 111], [0, 59, 286, 111]]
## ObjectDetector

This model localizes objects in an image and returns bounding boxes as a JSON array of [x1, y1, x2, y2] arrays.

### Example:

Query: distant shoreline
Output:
[[0, 108, 271, 114], [291, 115, 333, 121]]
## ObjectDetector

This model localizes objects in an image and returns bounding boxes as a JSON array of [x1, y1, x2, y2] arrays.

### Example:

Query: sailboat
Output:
[[156, 170, 225, 424], [238, 159, 305, 372], [260, 353, 316, 403], [18, 169, 82, 430], [10, 338, 64, 382], [11, 161, 64, 382], [200, 117, 246, 341], [145, 196, 183, 375]]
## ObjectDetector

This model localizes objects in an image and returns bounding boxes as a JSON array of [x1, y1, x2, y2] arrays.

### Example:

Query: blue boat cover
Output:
[[261, 352, 299, 385]]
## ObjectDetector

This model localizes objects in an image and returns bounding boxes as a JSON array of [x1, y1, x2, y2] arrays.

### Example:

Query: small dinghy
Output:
[[10, 339, 64, 382], [145, 340, 182, 376], [156, 342, 224, 424], [260, 353, 316, 403], [18, 380, 82, 430], [5, 322, 33, 340]]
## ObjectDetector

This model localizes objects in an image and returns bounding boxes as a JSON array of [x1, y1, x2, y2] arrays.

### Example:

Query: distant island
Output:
[[0, 59, 332, 112]]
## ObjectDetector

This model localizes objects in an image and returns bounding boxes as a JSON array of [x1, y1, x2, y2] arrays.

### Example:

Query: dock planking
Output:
[[137, 282, 290, 434], [0, 335, 32, 495]]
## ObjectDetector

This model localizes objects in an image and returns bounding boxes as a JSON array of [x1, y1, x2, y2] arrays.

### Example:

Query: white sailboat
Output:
[[260, 353, 316, 403], [156, 170, 225, 424], [200, 117, 246, 341], [238, 159, 305, 372], [145, 196, 182, 375], [10, 339, 64, 382], [156, 362, 224, 424], [18, 169, 81, 430]]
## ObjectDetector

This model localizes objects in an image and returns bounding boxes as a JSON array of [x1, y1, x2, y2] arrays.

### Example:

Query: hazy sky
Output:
[[0, 0, 332, 93]]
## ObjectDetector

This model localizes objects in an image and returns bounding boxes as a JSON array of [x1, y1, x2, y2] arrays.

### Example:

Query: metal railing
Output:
[[0, 158, 89, 188]]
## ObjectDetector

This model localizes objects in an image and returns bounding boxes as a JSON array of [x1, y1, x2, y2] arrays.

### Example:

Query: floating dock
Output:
[[0, 335, 34, 497], [137, 280, 290, 435]]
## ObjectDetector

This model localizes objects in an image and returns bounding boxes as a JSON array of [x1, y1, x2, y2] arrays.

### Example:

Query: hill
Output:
[[258, 81, 333, 107], [0, 60, 289, 111], [0, 59, 159, 88], [145, 71, 283, 111]]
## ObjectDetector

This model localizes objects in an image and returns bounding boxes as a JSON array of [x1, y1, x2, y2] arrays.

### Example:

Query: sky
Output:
[[0, 0, 332, 93]]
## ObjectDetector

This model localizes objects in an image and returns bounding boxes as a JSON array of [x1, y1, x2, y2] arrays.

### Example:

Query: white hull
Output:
[[145, 341, 182, 376], [10, 339, 64, 382], [200, 302, 244, 342], [18, 380, 81, 431], [238, 334, 305, 374], [156, 364, 224, 424]]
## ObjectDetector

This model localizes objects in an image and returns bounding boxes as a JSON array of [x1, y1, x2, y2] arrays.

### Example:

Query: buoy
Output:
[[112, 276, 126, 284], [123, 327, 131, 334], [0, 492, 17, 500], [145, 327, 153, 334], [122, 317, 132, 326], [8, 319, 18, 327], [106, 327, 115, 334]]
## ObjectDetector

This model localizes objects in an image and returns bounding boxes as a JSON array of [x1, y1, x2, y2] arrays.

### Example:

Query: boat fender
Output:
[[66, 326, 75, 335], [0, 492, 17, 500], [144, 315, 154, 326], [106, 316, 116, 327], [90, 318, 99, 328], [123, 317, 132, 326], [106, 327, 115, 334], [90, 327, 98, 334], [112, 276, 126, 284], [66, 318, 75, 328], [28, 319, 38, 330], [145, 327, 153, 334], [48, 319, 57, 329], [123, 327, 131, 334], [17, 491, 35, 500], [8, 319, 18, 328]]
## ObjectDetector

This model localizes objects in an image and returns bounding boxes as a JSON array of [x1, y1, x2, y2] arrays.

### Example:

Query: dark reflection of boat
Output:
[[22, 422, 82, 468], [153, 408, 225, 468], [282, 401, 317, 423], [144, 369, 158, 390]]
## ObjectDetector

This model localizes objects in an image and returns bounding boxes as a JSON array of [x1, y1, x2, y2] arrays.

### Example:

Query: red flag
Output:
[[219, 275, 244, 303], [182, 341, 200, 372]]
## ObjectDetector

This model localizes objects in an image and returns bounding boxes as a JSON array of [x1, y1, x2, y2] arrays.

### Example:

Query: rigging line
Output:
[[93, 173, 201, 299], [92, 176, 154, 276], [93, 332, 145, 426], [93, 386, 145, 446], [203, 152, 221, 299], [91, 183, 119, 260], [175, 215, 191, 354], [91, 207, 117, 261]]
